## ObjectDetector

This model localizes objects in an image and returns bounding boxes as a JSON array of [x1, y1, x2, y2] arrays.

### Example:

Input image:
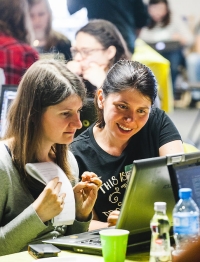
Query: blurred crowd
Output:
[[1, 0, 200, 104]]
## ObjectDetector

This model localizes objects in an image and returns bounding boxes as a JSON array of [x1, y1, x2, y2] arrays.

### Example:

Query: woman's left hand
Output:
[[73, 172, 102, 222]]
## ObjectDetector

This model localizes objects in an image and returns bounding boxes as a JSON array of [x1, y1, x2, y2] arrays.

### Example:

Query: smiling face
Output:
[[39, 94, 83, 148], [72, 32, 116, 73], [97, 88, 152, 143]]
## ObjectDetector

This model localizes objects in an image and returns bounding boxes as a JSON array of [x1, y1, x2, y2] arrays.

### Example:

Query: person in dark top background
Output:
[[67, 0, 148, 53], [28, 0, 71, 60], [66, 19, 131, 98]]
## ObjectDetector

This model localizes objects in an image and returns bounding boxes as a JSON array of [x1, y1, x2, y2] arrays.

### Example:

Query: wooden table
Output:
[[0, 249, 149, 262]]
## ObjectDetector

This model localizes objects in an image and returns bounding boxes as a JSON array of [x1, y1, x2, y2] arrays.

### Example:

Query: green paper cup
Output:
[[100, 229, 129, 262]]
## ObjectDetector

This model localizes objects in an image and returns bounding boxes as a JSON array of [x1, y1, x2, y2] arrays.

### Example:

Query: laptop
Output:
[[169, 151, 200, 206], [43, 152, 193, 255], [147, 40, 181, 53], [0, 85, 18, 137]]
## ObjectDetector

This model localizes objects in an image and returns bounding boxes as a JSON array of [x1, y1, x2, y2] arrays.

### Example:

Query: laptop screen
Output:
[[146, 41, 181, 53], [169, 151, 200, 208], [0, 85, 18, 137]]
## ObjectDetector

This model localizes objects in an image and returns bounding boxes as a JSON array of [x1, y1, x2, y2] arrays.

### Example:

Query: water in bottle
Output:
[[173, 188, 199, 256], [149, 202, 172, 262]]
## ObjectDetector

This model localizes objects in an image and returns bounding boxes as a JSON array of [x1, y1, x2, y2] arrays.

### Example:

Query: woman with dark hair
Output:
[[28, 0, 71, 60], [0, 0, 38, 84], [139, 0, 193, 93], [70, 60, 184, 229], [67, 19, 131, 97], [0, 59, 101, 255], [146, 0, 170, 29]]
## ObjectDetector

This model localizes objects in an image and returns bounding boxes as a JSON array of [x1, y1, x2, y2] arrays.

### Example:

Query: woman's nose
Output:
[[71, 113, 82, 129], [74, 52, 83, 62], [124, 117, 133, 122]]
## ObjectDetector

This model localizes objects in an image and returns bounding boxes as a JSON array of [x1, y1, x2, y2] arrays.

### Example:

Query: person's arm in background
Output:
[[194, 35, 200, 53], [193, 23, 200, 53], [133, 0, 149, 37], [67, 0, 85, 15], [171, 15, 194, 47]]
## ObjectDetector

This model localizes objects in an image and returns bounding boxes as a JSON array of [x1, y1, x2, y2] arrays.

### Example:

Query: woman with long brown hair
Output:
[[0, 59, 101, 255]]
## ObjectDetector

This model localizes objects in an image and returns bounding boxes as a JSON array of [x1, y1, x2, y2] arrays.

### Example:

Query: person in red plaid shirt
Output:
[[0, 0, 39, 85]]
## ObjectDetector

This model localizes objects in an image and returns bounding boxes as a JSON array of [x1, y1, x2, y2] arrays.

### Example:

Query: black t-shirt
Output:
[[70, 108, 182, 222]]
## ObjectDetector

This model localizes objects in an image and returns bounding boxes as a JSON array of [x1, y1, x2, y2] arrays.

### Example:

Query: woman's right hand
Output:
[[82, 62, 106, 88], [66, 60, 82, 76], [107, 210, 120, 227], [32, 177, 66, 223]]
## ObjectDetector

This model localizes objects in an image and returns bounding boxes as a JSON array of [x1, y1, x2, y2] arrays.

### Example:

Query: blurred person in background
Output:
[[66, 19, 160, 107], [186, 21, 200, 106], [139, 0, 193, 96], [66, 19, 131, 98], [67, 0, 148, 53], [0, 0, 38, 85], [28, 0, 71, 60]]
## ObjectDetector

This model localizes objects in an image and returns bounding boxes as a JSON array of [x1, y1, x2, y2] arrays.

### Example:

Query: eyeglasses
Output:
[[70, 47, 105, 59]]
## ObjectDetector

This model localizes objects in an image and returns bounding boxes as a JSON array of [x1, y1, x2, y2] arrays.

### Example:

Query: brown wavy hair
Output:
[[3, 59, 86, 188]]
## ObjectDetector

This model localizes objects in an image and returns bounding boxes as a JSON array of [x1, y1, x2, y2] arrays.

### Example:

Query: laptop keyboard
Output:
[[78, 237, 102, 246]]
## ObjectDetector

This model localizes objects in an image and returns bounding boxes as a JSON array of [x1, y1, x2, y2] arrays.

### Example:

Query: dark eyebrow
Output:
[[114, 101, 150, 110], [137, 107, 150, 110]]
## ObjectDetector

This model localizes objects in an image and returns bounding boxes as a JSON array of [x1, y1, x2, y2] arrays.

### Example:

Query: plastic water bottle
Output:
[[149, 202, 172, 262], [173, 188, 199, 256]]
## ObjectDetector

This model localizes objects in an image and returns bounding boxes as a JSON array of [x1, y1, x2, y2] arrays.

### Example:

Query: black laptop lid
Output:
[[169, 151, 200, 207], [147, 41, 181, 53], [115, 154, 186, 248], [0, 85, 18, 137]]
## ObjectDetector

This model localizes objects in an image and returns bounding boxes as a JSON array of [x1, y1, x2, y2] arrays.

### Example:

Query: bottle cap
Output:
[[154, 202, 166, 212], [179, 188, 192, 199]]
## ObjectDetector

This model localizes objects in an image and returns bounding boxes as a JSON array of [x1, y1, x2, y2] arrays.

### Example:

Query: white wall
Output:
[[49, 0, 88, 42], [170, 0, 200, 30]]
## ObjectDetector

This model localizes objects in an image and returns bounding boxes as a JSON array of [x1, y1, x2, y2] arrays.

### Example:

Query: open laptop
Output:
[[43, 152, 198, 255], [169, 151, 200, 206], [0, 85, 18, 137], [147, 40, 181, 53]]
